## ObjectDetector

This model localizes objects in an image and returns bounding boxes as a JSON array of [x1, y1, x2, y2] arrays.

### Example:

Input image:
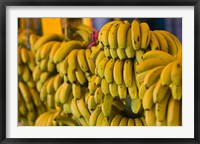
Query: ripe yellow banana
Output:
[[134, 118, 143, 126], [167, 96, 181, 126], [160, 62, 175, 86], [39, 58, 48, 72], [153, 80, 169, 103], [131, 98, 142, 114], [125, 28, 135, 58], [145, 106, 156, 126], [53, 74, 63, 91], [113, 59, 124, 85], [67, 49, 79, 71], [27, 51, 36, 72], [76, 29, 90, 46], [95, 50, 105, 68], [88, 75, 97, 94], [63, 92, 73, 114], [128, 70, 138, 99], [109, 82, 118, 98], [59, 56, 68, 76], [153, 31, 168, 53], [171, 60, 182, 86], [72, 82, 82, 99], [104, 59, 115, 83], [90, 45, 102, 60], [75, 64, 87, 85], [94, 87, 104, 104], [18, 81, 32, 103], [49, 42, 61, 62], [77, 49, 89, 73], [89, 105, 102, 126], [101, 78, 110, 95], [104, 47, 111, 58], [140, 22, 150, 49], [85, 48, 95, 74], [119, 117, 128, 126], [20, 48, 29, 63], [102, 94, 113, 117], [40, 71, 50, 84], [131, 19, 141, 50], [118, 82, 127, 100], [87, 95, 97, 111], [155, 90, 171, 122], [112, 100, 125, 111], [53, 41, 83, 64], [116, 48, 127, 60], [143, 66, 164, 89], [29, 88, 41, 107], [95, 76, 102, 87], [127, 118, 135, 126], [67, 66, 77, 83], [109, 48, 118, 59], [71, 98, 82, 118], [139, 82, 147, 100], [110, 114, 123, 126], [123, 59, 133, 87], [22, 66, 31, 82], [32, 66, 42, 81], [135, 50, 144, 64], [149, 31, 160, 50], [59, 82, 72, 104], [18, 91, 27, 116], [47, 94, 55, 109], [40, 41, 56, 60], [142, 84, 156, 110], [171, 83, 182, 100]]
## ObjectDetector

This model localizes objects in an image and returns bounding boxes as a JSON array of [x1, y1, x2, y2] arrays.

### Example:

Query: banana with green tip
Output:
[[131, 19, 141, 50], [131, 98, 142, 114], [117, 20, 131, 49], [117, 48, 127, 60], [140, 22, 150, 49]]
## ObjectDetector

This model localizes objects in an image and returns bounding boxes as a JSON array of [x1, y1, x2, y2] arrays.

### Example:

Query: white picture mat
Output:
[[6, 6, 194, 138]]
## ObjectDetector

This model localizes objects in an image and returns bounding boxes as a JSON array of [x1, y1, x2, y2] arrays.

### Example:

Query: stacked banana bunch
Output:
[[18, 19, 182, 126]]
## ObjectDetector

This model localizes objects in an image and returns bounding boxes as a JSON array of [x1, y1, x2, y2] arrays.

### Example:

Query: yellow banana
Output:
[[29, 88, 41, 107], [131, 19, 141, 50], [117, 20, 131, 49], [155, 90, 171, 122], [139, 82, 147, 100], [125, 28, 135, 58], [102, 94, 113, 117], [63, 92, 73, 114], [39, 58, 48, 72], [18, 91, 27, 115], [59, 82, 72, 104], [77, 49, 89, 73], [36, 81, 43, 92], [109, 82, 118, 98], [94, 87, 104, 104], [49, 42, 61, 62], [135, 50, 144, 64], [153, 31, 168, 52], [131, 98, 142, 114], [77, 24, 92, 34], [47, 94, 55, 109], [123, 59, 133, 87], [40, 41, 56, 60], [113, 59, 124, 85], [109, 48, 118, 59], [67, 66, 77, 83], [40, 71, 50, 83], [104, 47, 111, 58], [142, 84, 156, 110], [88, 75, 97, 95], [140, 22, 150, 49], [18, 81, 32, 103], [22, 66, 31, 82], [156, 119, 167, 126], [136, 70, 149, 89], [95, 50, 105, 68], [75, 64, 87, 85], [134, 118, 143, 126], [71, 98, 82, 118], [160, 62, 175, 86], [72, 82, 82, 99], [128, 69, 138, 99], [20, 48, 29, 63], [112, 100, 125, 111], [127, 118, 135, 126], [27, 51, 35, 71], [59, 56, 68, 76], [145, 106, 156, 126], [167, 97, 181, 126], [90, 45, 102, 60], [101, 78, 110, 95], [149, 31, 160, 50], [67, 49, 79, 71], [171, 60, 182, 86], [171, 83, 182, 100], [85, 48, 95, 74], [119, 117, 128, 126], [89, 105, 102, 126], [87, 95, 97, 111], [53, 74, 63, 91], [98, 58, 109, 79], [110, 114, 123, 126], [116, 48, 127, 60], [76, 29, 90, 46], [95, 76, 102, 87], [104, 59, 115, 83], [118, 82, 127, 100], [53, 41, 83, 64], [40, 78, 52, 101], [32, 66, 42, 81]]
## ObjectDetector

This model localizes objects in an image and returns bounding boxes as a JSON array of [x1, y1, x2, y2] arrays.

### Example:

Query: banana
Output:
[[155, 90, 171, 122], [35, 45, 43, 62], [34, 34, 64, 51], [109, 48, 118, 59], [29, 88, 41, 107], [156, 120, 167, 126], [63, 92, 73, 114], [95, 50, 105, 68], [171, 60, 182, 86], [54, 115, 78, 126], [72, 82, 82, 99], [67, 66, 77, 83], [85, 48, 95, 74], [71, 98, 82, 118], [110, 114, 123, 126], [53, 41, 83, 64], [97, 57, 109, 78], [112, 100, 125, 111], [35, 111, 51, 126], [123, 59, 133, 87], [87, 95, 97, 111], [135, 50, 144, 64], [36, 81, 43, 92], [94, 87, 104, 104], [40, 41, 56, 60], [29, 34, 39, 55], [153, 80, 169, 103], [113, 59, 124, 85], [128, 70, 138, 99], [142, 50, 174, 62], [131, 98, 142, 114], [27, 111, 37, 124], [171, 83, 182, 100], [160, 62, 175, 86], [117, 48, 127, 60], [125, 28, 135, 58], [76, 95, 90, 122], [47, 94, 55, 109], [39, 58, 48, 72], [59, 82, 72, 104], [49, 42, 61, 62], [117, 20, 131, 49], [95, 76, 102, 87], [101, 117, 110, 126], [139, 82, 147, 100], [131, 19, 141, 50], [53, 74, 63, 91], [67, 49, 79, 71], [143, 66, 164, 89], [78, 117, 89, 126], [54, 84, 63, 106], [40, 71, 50, 83], [104, 47, 111, 58], [40, 78, 52, 101], [76, 29, 90, 45], [75, 64, 87, 85], [20, 48, 29, 63], [88, 75, 97, 94], [167, 96, 181, 126], [18, 91, 27, 115], [136, 57, 172, 74], [96, 112, 105, 126], [145, 106, 156, 126], [127, 118, 135, 126], [134, 118, 143, 126], [27, 51, 36, 71], [153, 31, 168, 53], [89, 105, 102, 126], [60, 56, 68, 76], [136, 70, 149, 89], [101, 78, 110, 95], [18, 81, 32, 103], [99, 21, 120, 47], [77, 24, 92, 34], [77, 49, 89, 73], [140, 22, 150, 49], [90, 45, 102, 60], [149, 31, 160, 50], [159, 31, 178, 56], [104, 59, 115, 83], [118, 82, 127, 100], [109, 82, 118, 98], [119, 117, 128, 126], [142, 84, 156, 110], [22, 66, 31, 82], [26, 78, 35, 88], [102, 94, 113, 116]]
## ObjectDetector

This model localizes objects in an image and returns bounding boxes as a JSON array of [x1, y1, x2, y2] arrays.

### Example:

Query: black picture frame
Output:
[[0, 0, 200, 143]]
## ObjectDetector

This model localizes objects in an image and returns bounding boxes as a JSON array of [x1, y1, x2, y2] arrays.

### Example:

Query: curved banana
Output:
[[101, 78, 110, 95], [123, 59, 133, 87], [119, 117, 128, 126], [131, 19, 141, 50], [117, 48, 127, 60], [153, 31, 168, 53], [145, 106, 156, 126], [49, 42, 61, 62], [40, 41, 56, 60], [68, 49, 79, 71], [149, 31, 160, 50], [85, 48, 95, 74], [59, 82, 72, 104], [104, 59, 115, 84], [102, 94, 113, 117], [109, 82, 118, 98], [72, 82, 82, 99], [94, 87, 104, 104], [110, 114, 123, 126], [140, 22, 150, 49], [171, 60, 182, 86], [125, 28, 135, 58], [89, 105, 102, 126], [118, 82, 127, 100], [113, 59, 124, 85], [77, 49, 89, 73]]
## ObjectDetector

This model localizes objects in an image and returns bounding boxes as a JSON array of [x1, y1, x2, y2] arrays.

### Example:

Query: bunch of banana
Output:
[[18, 81, 46, 126]]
